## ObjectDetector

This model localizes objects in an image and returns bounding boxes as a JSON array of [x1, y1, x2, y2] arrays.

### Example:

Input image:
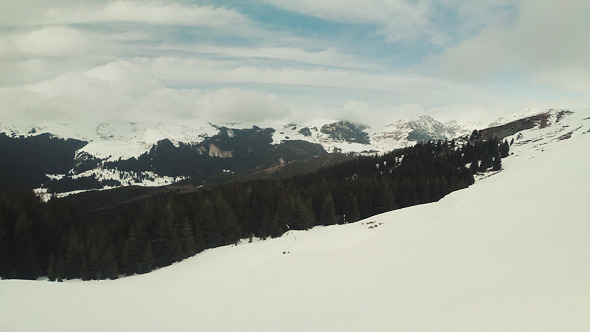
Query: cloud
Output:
[[435, 0, 590, 92], [0, 56, 544, 126], [0, 60, 292, 124], [156, 44, 376, 71], [1, 1, 251, 29], [1, 0, 587, 127], [1, 26, 91, 58], [261, 0, 444, 44], [197, 89, 291, 123]]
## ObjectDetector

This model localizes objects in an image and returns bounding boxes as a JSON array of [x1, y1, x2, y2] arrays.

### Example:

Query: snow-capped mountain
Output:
[[1, 115, 476, 197], [1, 115, 473, 159], [1, 109, 588, 332]]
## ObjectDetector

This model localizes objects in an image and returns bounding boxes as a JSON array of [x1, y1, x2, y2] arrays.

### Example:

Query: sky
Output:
[[0, 0, 588, 126]]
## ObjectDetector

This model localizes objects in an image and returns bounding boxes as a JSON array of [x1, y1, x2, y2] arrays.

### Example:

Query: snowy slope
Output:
[[0, 121, 219, 160], [1, 110, 590, 332], [1, 115, 475, 159]]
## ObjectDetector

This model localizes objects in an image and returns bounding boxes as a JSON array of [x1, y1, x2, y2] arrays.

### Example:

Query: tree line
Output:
[[0, 137, 508, 280]]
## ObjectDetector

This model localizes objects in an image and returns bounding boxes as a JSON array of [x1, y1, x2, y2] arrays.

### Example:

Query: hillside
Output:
[[0, 116, 473, 196], [1, 110, 589, 331]]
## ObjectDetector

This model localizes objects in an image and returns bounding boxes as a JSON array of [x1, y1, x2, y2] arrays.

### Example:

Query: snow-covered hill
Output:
[[1, 115, 476, 196], [0, 121, 219, 160], [1, 110, 589, 331], [1, 115, 473, 159]]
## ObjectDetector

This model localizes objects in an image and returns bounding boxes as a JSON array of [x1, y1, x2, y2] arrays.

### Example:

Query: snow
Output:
[[270, 118, 420, 154], [34, 169, 186, 201], [0, 120, 219, 160], [2, 116, 476, 158], [2, 110, 590, 331], [488, 107, 545, 127]]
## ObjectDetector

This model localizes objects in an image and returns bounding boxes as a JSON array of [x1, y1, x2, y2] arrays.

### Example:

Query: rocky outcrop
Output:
[[320, 121, 370, 144], [480, 112, 552, 140], [208, 144, 233, 158]]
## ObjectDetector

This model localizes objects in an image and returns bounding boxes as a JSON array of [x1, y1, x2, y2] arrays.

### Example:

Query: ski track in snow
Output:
[[1, 110, 590, 332]]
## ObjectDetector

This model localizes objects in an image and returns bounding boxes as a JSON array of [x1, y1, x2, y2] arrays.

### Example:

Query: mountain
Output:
[[0, 115, 474, 197], [1, 109, 588, 331]]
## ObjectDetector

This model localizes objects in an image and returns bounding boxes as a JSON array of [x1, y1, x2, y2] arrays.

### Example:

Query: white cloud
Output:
[[156, 44, 377, 71], [1, 0, 586, 126], [197, 89, 291, 123], [145, 56, 469, 97], [0, 60, 292, 123], [261, 0, 444, 44], [1, 1, 251, 29], [435, 0, 590, 92], [2, 26, 91, 58]]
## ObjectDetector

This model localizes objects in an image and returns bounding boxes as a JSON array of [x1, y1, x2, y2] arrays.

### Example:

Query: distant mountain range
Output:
[[0, 113, 529, 197]]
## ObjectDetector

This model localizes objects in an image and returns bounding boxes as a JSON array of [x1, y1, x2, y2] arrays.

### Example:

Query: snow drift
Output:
[[1, 110, 589, 331]]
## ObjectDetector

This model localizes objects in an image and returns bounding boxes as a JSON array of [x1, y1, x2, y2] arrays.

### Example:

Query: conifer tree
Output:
[[88, 245, 101, 279], [344, 195, 360, 223], [202, 198, 221, 247], [320, 193, 338, 225], [102, 247, 119, 280], [47, 253, 57, 281], [470, 160, 479, 174], [63, 234, 83, 280], [80, 257, 91, 281], [377, 185, 396, 213], [139, 243, 155, 273], [500, 140, 510, 158], [0, 214, 14, 279], [14, 213, 39, 279], [479, 156, 491, 172], [181, 217, 197, 258], [492, 156, 502, 171], [192, 218, 206, 253]]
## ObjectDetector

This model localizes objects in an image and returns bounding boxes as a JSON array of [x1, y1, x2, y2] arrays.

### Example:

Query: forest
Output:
[[0, 134, 508, 280]]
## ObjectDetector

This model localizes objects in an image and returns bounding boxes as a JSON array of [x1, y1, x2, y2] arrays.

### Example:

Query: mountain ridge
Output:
[[1, 108, 588, 332], [0, 109, 565, 197]]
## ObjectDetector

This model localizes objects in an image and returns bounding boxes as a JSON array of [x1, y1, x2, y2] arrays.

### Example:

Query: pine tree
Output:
[[377, 185, 396, 213], [216, 195, 241, 245], [492, 156, 502, 171], [121, 225, 140, 275], [344, 195, 360, 223], [14, 212, 39, 279], [47, 253, 57, 281], [139, 243, 155, 273], [479, 156, 491, 172], [0, 213, 14, 279], [80, 257, 91, 281], [500, 140, 510, 158], [193, 218, 206, 253], [88, 245, 101, 280], [63, 234, 83, 280], [102, 247, 119, 280], [202, 198, 221, 248], [470, 160, 479, 174], [181, 217, 197, 258], [268, 217, 284, 238], [319, 193, 339, 226]]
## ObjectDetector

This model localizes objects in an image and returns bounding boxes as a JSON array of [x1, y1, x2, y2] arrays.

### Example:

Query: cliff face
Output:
[[480, 112, 560, 140]]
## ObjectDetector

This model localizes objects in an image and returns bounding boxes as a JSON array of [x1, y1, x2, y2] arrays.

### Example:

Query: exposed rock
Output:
[[298, 127, 312, 137], [208, 144, 233, 158], [320, 121, 370, 144], [481, 113, 552, 140]]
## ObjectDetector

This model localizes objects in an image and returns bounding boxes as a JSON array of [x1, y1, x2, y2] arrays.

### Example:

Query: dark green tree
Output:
[[181, 217, 197, 258], [343, 195, 360, 223], [319, 193, 339, 225], [102, 247, 119, 280], [139, 243, 155, 274], [470, 160, 479, 174]]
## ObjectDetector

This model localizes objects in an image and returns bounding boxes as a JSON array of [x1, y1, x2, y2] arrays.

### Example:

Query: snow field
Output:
[[1, 110, 589, 331]]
